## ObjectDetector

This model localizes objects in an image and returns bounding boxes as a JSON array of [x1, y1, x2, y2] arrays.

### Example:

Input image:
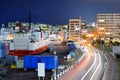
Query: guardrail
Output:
[[51, 45, 86, 80]]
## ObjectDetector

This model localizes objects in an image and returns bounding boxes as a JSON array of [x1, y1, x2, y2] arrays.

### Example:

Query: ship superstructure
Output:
[[9, 23, 49, 56]]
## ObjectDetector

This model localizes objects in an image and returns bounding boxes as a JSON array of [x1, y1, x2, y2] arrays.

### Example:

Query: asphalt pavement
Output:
[[102, 51, 119, 80], [59, 46, 95, 80], [59, 46, 109, 80]]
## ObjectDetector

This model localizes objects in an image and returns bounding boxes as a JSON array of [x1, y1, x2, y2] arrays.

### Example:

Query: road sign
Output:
[[38, 63, 45, 77]]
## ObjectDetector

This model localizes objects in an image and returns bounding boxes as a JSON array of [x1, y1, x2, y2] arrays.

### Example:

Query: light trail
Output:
[[81, 48, 96, 80], [59, 46, 93, 80], [59, 46, 105, 80], [90, 49, 101, 80], [99, 50, 108, 80]]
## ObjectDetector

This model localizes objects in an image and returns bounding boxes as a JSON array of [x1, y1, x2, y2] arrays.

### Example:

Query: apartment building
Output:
[[97, 14, 120, 39], [69, 18, 81, 41]]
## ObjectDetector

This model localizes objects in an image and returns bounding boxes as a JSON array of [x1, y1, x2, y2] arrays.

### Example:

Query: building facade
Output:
[[69, 18, 81, 41], [81, 21, 89, 36], [97, 14, 120, 39]]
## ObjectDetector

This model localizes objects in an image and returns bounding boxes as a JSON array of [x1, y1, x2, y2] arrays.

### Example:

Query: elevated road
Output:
[[82, 48, 106, 80], [59, 46, 107, 80]]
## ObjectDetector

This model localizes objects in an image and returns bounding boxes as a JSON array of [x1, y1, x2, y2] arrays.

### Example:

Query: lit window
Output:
[[99, 27, 105, 30], [98, 19, 105, 23]]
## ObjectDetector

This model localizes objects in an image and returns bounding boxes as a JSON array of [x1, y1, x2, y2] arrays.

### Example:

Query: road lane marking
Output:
[[81, 47, 96, 80], [90, 49, 101, 80], [59, 46, 87, 80]]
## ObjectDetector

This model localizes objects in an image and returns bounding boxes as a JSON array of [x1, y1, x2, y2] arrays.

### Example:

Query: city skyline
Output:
[[1, 0, 120, 27]]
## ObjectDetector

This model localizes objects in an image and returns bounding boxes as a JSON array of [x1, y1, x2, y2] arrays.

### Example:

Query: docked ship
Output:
[[0, 24, 14, 43], [9, 22, 49, 56]]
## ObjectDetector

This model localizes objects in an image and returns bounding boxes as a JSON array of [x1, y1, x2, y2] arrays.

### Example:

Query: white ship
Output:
[[9, 28, 49, 56]]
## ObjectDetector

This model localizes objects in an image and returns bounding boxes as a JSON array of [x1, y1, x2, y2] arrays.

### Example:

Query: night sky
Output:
[[0, 0, 120, 26]]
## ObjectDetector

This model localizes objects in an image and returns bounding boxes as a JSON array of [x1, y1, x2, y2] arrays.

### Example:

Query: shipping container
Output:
[[24, 55, 32, 69], [0, 44, 5, 58], [24, 55, 40, 69], [0, 50, 3, 58], [24, 55, 58, 70], [16, 60, 24, 69], [31, 56, 40, 69], [40, 56, 47, 69], [40, 56, 58, 70], [6, 55, 15, 64]]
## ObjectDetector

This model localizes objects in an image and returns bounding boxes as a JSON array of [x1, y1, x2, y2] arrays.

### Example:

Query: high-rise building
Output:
[[97, 14, 120, 39], [69, 18, 81, 41]]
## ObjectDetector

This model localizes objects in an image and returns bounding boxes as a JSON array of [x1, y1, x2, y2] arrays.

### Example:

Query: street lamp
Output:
[[54, 51, 56, 80]]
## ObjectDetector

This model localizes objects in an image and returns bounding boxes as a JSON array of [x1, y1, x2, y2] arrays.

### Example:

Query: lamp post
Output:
[[54, 51, 56, 80]]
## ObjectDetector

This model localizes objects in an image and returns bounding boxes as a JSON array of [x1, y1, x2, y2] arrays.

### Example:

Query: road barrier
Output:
[[56, 47, 86, 80]]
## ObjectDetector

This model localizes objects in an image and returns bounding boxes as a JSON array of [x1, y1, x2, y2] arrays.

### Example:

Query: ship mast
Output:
[[29, 11, 31, 30]]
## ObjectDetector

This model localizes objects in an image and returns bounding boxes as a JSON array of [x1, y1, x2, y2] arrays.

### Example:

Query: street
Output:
[[59, 45, 107, 80]]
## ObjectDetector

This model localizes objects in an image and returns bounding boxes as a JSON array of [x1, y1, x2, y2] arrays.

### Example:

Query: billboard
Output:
[[38, 63, 45, 77]]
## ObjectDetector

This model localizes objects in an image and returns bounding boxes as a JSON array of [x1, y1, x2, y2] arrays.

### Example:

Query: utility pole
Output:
[[54, 51, 56, 80]]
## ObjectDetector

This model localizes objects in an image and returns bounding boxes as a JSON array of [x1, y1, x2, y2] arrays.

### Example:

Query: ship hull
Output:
[[9, 45, 48, 56]]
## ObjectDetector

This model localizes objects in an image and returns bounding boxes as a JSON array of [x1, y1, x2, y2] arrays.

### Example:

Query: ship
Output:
[[9, 25, 49, 56], [0, 24, 14, 43]]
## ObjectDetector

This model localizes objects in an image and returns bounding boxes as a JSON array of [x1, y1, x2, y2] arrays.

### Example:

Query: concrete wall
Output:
[[112, 46, 120, 55]]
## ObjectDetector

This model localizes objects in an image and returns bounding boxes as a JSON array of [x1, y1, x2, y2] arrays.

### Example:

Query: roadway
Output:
[[102, 50, 119, 80], [82, 48, 106, 80], [59, 45, 107, 80]]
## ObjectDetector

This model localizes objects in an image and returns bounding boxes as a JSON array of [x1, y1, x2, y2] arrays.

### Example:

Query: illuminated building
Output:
[[69, 18, 82, 41], [97, 14, 120, 39]]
